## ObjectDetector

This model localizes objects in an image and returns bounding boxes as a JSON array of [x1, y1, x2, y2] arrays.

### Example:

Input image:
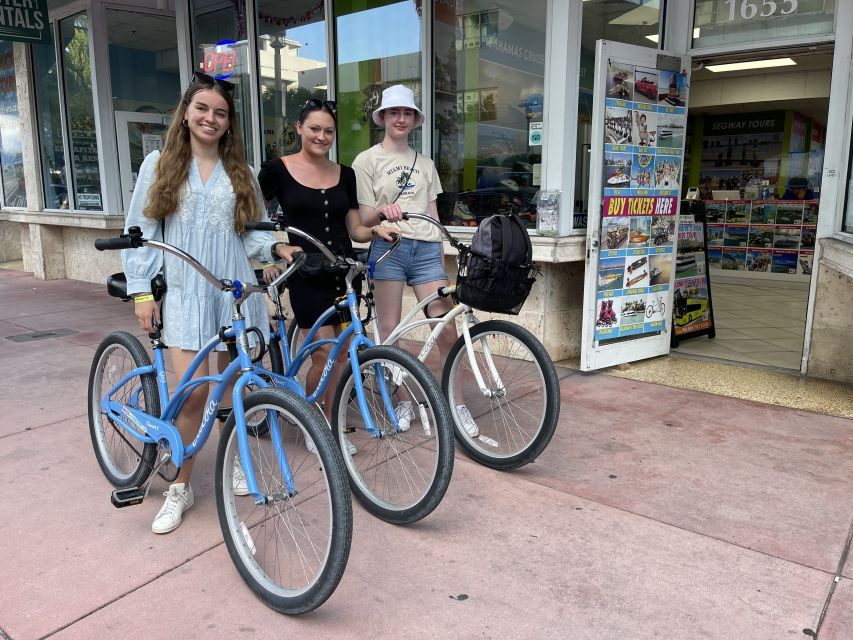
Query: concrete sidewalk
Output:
[[0, 269, 850, 640]]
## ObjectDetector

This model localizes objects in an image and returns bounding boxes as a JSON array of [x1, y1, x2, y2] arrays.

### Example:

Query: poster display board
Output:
[[581, 41, 690, 371], [705, 199, 816, 280], [672, 206, 716, 346]]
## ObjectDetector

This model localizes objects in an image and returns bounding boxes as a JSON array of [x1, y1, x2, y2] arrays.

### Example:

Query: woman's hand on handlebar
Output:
[[134, 298, 160, 333], [377, 203, 404, 222], [371, 225, 400, 243], [274, 243, 303, 264], [262, 264, 282, 284]]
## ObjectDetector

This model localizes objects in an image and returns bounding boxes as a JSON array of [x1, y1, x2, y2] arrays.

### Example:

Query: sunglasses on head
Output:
[[191, 71, 235, 93], [303, 97, 337, 113]]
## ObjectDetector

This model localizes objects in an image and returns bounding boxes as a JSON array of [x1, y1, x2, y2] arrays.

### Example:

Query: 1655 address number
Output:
[[722, 0, 798, 21]]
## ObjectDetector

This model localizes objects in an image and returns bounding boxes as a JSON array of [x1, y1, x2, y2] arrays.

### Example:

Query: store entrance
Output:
[[674, 47, 831, 370]]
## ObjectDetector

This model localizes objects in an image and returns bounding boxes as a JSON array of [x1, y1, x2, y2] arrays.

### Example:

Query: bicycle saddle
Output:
[[106, 272, 167, 302]]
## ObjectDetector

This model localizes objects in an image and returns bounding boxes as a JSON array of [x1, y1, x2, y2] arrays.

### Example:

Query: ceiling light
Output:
[[706, 58, 796, 72]]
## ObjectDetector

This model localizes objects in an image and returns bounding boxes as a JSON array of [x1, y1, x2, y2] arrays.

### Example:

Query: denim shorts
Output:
[[370, 238, 447, 286]]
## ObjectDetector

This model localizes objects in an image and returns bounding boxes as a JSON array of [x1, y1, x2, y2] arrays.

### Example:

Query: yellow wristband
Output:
[[262, 262, 277, 269], [134, 294, 155, 303]]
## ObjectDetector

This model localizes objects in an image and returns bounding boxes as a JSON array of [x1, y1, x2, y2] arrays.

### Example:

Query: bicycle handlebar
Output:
[[245, 220, 340, 264], [94, 226, 270, 299], [378, 212, 459, 247], [94, 229, 145, 251], [245, 218, 402, 276]]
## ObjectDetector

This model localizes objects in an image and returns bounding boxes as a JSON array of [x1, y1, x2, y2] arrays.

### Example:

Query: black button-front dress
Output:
[[257, 158, 359, 328]]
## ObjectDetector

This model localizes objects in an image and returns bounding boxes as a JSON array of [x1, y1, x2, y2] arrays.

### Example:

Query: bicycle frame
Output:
[[361, 211, 508, 400], [252, 226, 403, 438], [377, 289, 506, 400], [97, 234, 305, 502]]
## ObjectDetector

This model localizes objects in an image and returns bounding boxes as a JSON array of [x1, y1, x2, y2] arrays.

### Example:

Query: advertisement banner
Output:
[[593, 58, 687, 344]]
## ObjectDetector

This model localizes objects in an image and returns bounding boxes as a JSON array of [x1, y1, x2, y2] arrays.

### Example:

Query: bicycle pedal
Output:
[[111, 487, 145, 508], [216, 407, 232, 422]]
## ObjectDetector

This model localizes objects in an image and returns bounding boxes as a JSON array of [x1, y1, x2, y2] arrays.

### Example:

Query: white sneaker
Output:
[[455, 404, 480, 438], [233, 454, 249, 496], [151, 483, 194, 534], [395, 400, 413, 432], [307, 433, 357, 456]]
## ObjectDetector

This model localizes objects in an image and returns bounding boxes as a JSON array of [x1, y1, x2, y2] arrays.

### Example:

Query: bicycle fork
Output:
[[461, 312, 506, 398]]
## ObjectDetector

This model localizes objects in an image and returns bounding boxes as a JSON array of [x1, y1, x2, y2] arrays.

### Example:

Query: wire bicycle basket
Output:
[[454, 244, 540, 315]]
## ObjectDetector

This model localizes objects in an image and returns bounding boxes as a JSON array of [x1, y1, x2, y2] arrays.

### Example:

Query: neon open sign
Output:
[[203, 40, 238, 79]]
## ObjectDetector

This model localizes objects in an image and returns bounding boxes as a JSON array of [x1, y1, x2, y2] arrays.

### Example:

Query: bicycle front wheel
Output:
[[216, 388, 352, 614], [442, 320, 560, 470], [88, 331, 158, 488], [332, 345, 454, 524]]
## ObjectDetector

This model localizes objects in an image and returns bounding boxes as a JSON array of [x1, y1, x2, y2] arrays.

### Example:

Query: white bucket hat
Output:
[[372, 84, 425, 128]]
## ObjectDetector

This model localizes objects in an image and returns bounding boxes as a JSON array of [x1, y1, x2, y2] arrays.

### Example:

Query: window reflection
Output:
[[334, 0, 422, 165], [61, 13, 102, 210], [433, 0, 545, 229], [256, 0, 328, 162], [193, 0, 254, 162], [575, 0, 660, 224], [693, 0, 835, 49], [107, 10, 179, 212], [33, 39, 67, 210], [0, 41, 26, 207]]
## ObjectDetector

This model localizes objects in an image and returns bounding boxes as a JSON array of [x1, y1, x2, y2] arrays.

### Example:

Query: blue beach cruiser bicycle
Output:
[[88, 226, 352, 614], [243, 219, 455, 525]]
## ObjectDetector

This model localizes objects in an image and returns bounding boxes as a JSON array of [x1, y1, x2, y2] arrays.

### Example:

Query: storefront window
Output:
[[334, 0, 422, 165], [692, 0, 836, 50], [34, 37, 68, 209], [0, 41, 26, 207], [575, 1, 661, 226], [256, 0, 328, 162], [60, 13, 102, 211], [193, 0, 255, 162], [107, 10, 180, 212], [107, 11, 180, 114], [433, 0, 545, 229]]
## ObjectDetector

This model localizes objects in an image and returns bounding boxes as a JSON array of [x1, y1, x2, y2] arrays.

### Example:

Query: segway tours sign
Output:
[[581, 41, 691, 371]]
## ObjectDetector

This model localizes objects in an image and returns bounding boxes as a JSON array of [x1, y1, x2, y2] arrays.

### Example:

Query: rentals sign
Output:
[[0, 0, 49, 44]]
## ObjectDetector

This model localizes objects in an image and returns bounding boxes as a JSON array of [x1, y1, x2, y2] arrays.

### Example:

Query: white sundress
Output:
[[123, 150, 275, 351]]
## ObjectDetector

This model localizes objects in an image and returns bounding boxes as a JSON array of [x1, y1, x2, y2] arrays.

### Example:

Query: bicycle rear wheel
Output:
[[442, 320, 560, 470], [88, 331, 158, 488], [332, 345, 454, 524], [216, 388, 352, 614]]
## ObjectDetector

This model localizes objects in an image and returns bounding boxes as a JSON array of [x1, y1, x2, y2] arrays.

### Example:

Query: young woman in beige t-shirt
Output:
[[352, 85, 480, 437]]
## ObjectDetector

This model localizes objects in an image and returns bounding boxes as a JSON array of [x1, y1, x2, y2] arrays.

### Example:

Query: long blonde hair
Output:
[[143, 81, 260, 231]]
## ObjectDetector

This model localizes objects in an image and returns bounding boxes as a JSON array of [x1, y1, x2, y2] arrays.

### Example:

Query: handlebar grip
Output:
[[378, 212, 409, 222], [94, 237, 135, 251], [389, 232, 400, 242], [244, 221, 278, 231], [290, 251, 307, 268]]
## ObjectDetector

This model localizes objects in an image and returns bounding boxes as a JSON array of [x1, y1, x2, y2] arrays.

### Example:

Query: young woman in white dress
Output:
[[123, 73, 293, 534]]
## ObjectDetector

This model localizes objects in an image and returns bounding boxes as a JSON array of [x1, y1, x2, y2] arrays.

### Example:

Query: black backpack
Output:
[[469, 213, 532, 265], [457, 214, 538, 315]]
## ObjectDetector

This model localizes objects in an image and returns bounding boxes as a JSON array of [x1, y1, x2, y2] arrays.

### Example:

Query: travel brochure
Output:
[[704, 200, 816, 276], [595, 59, 688, 342], [673, 221, 713, 337]]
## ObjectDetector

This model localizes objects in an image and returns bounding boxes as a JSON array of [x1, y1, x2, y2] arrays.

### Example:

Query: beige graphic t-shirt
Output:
[[352, 144, 443, 242]]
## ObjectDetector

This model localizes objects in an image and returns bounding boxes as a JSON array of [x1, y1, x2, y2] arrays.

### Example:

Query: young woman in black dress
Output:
[[257, 99, 396, 434]]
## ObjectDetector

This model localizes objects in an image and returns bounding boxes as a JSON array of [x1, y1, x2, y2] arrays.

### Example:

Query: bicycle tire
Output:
[[88, 331, 158, 488], [331, 345, 454, 524], [442, 320, 560, 470], [216, 387, 352, 614]]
